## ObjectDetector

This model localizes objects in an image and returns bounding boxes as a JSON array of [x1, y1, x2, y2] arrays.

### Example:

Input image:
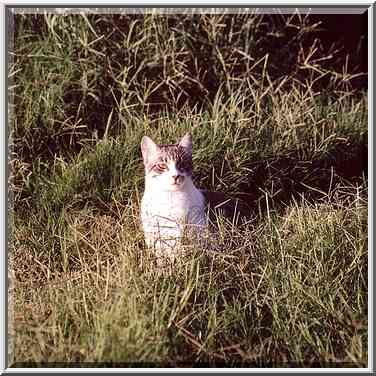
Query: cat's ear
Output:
[[178, 133, 192, 154], [141, 136, 159, 164]]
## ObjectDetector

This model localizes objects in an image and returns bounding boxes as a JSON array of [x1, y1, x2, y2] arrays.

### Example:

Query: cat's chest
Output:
[[141, 190, 204, 223], [145, 195, 187, 218]]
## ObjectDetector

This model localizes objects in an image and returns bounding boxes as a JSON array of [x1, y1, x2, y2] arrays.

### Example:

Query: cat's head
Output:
[[141, 133, 193, 191]]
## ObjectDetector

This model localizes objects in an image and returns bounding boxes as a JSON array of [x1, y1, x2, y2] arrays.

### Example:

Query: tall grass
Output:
[[9, 10, 367, 367]]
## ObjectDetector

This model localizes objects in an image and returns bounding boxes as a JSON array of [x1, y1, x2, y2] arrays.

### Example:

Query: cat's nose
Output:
[[172, 175, 182, 183]]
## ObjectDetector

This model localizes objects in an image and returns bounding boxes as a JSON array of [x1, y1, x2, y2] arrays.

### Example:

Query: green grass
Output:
[[9, 12, 367, 367]]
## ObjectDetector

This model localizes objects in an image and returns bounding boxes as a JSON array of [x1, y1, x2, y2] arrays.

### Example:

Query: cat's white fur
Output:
[[140, 134, 207, 262]]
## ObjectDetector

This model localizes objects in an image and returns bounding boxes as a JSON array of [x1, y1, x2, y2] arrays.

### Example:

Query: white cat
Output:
[[140, 133, 207, 262]]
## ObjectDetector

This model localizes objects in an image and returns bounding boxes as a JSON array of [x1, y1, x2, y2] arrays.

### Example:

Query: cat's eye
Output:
[[156, 163, 168, 171], [177, 162, 187, 172]]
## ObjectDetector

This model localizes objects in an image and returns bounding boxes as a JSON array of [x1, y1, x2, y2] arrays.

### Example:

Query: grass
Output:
[[9, 11, 367, 367]]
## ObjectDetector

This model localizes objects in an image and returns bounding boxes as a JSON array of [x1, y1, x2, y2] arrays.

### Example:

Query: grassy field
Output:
[[9, 11, 368, 367]]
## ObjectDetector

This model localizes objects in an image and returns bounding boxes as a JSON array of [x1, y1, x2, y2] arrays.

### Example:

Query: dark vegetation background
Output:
[[10, 11, 368, 212], [9, 10, 368, 367]]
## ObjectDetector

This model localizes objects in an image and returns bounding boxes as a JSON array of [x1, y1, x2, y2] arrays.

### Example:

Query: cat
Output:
[[140, 132, 250, 263]]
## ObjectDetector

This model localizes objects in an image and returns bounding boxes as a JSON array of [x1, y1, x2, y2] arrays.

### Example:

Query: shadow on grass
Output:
[[235, 140, 367, 214]]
